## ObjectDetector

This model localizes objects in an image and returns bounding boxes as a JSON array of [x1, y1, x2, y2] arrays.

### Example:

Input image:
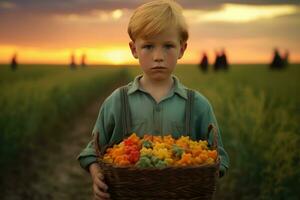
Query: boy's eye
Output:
[[142, 44, 153, 49], [165, 44, 175, 49]]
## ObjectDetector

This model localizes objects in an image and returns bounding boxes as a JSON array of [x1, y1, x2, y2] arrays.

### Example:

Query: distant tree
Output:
[[270, 48, 284, 70], [199, 52, 208, 72], [214, 49, 230, 71], [282, 49, 289, 68], [220, 49, 229, 71], [81, 54, 86, 67], [10, 53, 18, 71], [213, 51, 221, 71], [70, 52, 76, 70]]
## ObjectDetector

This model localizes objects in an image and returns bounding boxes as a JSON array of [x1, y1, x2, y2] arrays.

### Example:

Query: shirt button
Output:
[[156, 106, 161, 112]]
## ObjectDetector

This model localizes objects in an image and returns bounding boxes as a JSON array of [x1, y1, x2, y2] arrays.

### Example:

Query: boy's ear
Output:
[[178, 42, 187, 59], [129, 41, 138, 59]]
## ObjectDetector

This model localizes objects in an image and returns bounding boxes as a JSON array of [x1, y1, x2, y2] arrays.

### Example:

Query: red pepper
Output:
[[128, 150, 140, 164], [124, 145, 138, 154], [124, 138, 134, 146]]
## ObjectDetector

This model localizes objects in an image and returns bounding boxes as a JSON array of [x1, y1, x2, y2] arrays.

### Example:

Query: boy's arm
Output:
[[77, 97, 115, 171], [77, 139, 98, 171], [194, 94, 230, 177]]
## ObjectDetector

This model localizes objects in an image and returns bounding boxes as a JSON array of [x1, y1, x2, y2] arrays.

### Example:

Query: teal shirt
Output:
[[77, 75, 229, 174]]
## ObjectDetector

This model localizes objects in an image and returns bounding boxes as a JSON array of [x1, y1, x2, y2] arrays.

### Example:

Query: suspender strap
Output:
[[120, 86, 132, 137], [185, 89, 195, 136]]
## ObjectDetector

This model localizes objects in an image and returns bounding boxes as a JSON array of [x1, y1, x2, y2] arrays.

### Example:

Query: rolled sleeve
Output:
[[78, 156, 97, 171], [77, 139, 97, 171]]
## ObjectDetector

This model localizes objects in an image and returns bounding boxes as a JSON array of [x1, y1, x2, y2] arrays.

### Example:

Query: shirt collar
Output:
[[127, 74, 143, 94], [172, 75, 188, 99], [127, 74, 188, 100]]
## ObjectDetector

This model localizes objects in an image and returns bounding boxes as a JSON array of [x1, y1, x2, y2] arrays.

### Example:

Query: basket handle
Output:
[[207, 124, 218, 149]]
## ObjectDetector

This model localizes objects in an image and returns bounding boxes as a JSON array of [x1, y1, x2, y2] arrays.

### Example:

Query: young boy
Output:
[[78, 1, 229, 199]]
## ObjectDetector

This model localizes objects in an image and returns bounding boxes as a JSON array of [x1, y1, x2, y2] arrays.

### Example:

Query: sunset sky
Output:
[[0, 0, 299, 65]]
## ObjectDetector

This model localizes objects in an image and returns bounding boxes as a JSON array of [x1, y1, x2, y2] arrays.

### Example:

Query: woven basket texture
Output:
[[99, 160, 219, 200]]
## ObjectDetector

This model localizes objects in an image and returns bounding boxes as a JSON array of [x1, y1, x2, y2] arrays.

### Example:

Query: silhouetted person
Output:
[[199, 52, 208, 72], [70, 53, 76, 69], [11, 53, 18, 71], [214, 51, 221, 71], [282, 50, 289, 67], [220, 49, 229, 70], [270, 48, 284, 69], [81, 54, 86, 67]]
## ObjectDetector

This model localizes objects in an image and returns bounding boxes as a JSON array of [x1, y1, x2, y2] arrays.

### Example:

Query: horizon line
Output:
[[1, 63, 300, 66]]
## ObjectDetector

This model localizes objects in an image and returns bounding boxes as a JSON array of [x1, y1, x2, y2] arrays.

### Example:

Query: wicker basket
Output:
[[95, 124, 220, 200]]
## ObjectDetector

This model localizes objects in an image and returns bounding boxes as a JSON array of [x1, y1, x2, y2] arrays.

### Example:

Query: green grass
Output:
[[128, 64, 300, 200], [0, 65, 129, 170], [1, 64, 299, 199], [0, 64, 65, 85]]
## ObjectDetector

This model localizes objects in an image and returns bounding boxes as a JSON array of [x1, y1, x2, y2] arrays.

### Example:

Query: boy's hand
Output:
[[89, 163, 111, 200]]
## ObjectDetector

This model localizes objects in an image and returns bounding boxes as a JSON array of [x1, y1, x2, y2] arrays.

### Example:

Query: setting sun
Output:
[[0, 45, 136, 65], [100, 48, 133, 65]]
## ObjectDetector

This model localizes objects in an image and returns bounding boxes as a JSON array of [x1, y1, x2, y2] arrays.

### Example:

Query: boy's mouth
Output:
[[152, 66, 166, 69]]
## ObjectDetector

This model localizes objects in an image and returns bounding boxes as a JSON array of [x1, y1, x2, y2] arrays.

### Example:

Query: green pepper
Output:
[[172, 144, 184, 158], [142, 140, 153, 148], [136, 156, 153, 168], [151, 155, 160, 165], [155, 160, 168, 169]]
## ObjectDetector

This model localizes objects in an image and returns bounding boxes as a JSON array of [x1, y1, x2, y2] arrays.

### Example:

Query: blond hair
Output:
[[128, 0, 188, 43]]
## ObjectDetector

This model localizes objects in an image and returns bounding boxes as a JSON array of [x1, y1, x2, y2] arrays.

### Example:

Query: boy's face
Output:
[[129, 28, 187, 81]]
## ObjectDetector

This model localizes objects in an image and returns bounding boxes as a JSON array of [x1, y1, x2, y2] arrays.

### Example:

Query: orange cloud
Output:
[[184, 4, 299, 23]]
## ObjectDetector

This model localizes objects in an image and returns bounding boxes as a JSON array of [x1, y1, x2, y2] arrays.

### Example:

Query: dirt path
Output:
[[4, 83, 123, 200]]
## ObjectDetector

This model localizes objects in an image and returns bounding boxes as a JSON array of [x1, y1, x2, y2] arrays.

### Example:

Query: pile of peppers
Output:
[[102, 133, 218, 168]]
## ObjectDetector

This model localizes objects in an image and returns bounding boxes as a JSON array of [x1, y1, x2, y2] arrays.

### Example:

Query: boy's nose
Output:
[[154, 57, 163, 63], [153, 48, 164, 62]]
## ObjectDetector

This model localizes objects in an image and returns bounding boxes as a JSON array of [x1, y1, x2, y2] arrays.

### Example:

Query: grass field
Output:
[[0, 65, 129, 171], [1, 64, 299, 199]]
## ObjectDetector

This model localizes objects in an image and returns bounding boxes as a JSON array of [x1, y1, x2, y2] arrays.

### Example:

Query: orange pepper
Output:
[[114, 155, 130, 166], [191, 148, 202, 157], [163, 135, 174, 146], [176, 140, 189, 149], [153, 136, 163, 143], [111, 147, 124, 158], [207, 150, 218, 160], [199, 152, 208, 162], [143, 134, 153, 142], [180, 153, 192, 165], [194, 156, 203, 165]]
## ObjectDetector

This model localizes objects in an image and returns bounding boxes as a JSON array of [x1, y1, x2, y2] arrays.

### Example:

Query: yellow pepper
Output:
[[165, 158, 174, 165], [153, 148, 171, 160], [103, 155, 113, 164], [140, 147, 153, 157]]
